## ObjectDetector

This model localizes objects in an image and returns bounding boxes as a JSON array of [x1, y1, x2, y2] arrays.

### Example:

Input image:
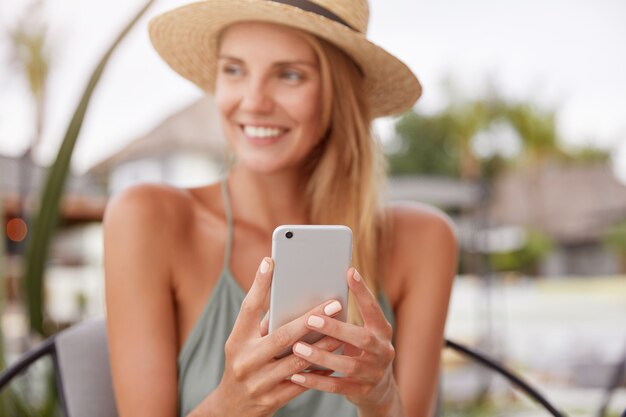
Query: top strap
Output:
[[220, 176, 234, 271]]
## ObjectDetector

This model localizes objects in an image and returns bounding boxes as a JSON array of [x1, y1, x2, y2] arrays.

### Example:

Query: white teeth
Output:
[[243, 125, 285, 138]]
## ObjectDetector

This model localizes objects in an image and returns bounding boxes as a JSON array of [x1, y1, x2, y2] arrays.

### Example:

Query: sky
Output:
[[0, 0, 625, 180]]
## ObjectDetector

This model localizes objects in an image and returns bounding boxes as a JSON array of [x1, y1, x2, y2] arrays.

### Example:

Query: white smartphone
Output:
[[269, 225, 352, 361]]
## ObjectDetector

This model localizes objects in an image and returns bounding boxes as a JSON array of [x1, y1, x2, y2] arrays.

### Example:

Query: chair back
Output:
[[54, 318, 118, 417]]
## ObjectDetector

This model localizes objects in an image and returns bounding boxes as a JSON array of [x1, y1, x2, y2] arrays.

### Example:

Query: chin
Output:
[[236, 153, 302, 175], [237, 154, 284, 173]]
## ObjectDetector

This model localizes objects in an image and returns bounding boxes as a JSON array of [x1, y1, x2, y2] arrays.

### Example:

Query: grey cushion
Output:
[[55, 318, 118, 417]]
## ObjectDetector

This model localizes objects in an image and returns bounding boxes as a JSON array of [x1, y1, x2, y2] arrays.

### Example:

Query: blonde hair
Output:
[[301, 34, 389, 324], [217, 24, 390, 324]]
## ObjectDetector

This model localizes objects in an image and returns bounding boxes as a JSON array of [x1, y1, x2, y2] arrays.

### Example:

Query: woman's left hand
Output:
[[289, 267, 402, 416]]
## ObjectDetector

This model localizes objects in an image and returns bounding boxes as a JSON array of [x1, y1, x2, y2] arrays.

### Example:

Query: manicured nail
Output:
[[307, 315, 324, 328], [294, 342, 312, 357], [353, 269, 362, 282], [291, 374, 306, 383], [324, 301, 342, 316], [259, 258, 269, 274]]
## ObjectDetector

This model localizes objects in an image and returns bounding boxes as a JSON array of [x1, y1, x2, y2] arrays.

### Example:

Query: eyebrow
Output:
[[218, 55, 318, 68]]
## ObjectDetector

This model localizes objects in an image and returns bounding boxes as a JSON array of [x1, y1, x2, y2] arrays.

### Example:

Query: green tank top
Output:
[[177, 178, 396, 417]]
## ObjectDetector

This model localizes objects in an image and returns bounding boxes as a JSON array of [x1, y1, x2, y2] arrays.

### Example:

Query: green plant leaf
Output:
[[23, 0, 155, 335]]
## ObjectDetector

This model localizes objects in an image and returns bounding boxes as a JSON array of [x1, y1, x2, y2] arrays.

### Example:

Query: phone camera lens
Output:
[[286, 231, 293, 239]]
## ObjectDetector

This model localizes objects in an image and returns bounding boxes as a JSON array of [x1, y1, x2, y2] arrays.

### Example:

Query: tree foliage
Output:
[[603, 221, 626, 254], [388, 111, 460, 177], [8, 0, 50, 151], [489, 230, 554, 275], [385, 93, 610, 178]]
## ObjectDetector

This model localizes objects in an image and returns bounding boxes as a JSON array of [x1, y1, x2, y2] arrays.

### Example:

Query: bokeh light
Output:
[[6, 218, 28, 242]]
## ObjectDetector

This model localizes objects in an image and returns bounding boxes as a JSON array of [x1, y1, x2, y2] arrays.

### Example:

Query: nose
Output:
[[240, 77, 274, 114]]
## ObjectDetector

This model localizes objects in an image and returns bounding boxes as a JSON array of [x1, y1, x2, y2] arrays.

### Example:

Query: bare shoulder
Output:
[[387, 201, 458, 256], [103, 183, 195, 242], [104, 183, 191, 225], [384, 202, 458, 296]]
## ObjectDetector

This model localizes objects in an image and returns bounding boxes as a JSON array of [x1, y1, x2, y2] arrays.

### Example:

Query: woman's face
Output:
[[215, 22, 324, 174]]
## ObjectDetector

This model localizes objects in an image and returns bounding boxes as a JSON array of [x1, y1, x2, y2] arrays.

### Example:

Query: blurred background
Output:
[[1, 0, 625, 416]]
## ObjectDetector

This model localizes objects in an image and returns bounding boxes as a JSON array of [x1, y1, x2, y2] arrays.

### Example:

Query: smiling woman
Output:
[[103, 1, 457, 417]]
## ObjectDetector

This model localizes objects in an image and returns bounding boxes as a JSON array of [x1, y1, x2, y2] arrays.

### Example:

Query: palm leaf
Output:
[[23, 0, 155, 335]]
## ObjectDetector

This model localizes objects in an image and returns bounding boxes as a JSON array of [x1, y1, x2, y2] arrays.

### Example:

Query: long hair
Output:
[[301, 35, 389, 324]]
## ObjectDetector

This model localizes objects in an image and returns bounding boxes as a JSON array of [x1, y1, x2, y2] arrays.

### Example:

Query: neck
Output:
[[227, 165, 310, 233]]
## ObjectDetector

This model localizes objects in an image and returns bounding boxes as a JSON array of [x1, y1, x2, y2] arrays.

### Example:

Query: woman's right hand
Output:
[[190, 257, 343, 417]]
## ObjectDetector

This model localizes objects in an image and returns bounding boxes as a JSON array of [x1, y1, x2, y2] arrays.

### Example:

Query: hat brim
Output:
[[149, 0, 421, 117]]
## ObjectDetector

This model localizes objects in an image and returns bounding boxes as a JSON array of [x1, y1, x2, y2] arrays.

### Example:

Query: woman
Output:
[[104, 1, 457, 416]]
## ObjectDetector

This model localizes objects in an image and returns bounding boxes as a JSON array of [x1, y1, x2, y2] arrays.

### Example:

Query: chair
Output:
[[443, 339, 565, 417], [0, 318, 118, 417], [0, 318, 567, 417]]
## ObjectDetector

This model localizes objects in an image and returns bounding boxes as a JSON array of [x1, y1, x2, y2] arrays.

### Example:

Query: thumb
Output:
[[232, 257, 273, 337]]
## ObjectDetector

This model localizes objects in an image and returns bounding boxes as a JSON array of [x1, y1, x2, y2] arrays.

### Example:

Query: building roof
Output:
[[490, 164, 626, 244], [88, 95, 226, 173], [387, 176, 480, 209], [1, 153, 107, 222]]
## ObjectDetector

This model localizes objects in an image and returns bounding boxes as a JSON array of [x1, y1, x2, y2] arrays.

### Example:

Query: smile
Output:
[[242, 125, 288, 139]]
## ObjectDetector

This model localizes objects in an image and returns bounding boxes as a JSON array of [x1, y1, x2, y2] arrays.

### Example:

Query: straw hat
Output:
[[149, 0, 422, 117]]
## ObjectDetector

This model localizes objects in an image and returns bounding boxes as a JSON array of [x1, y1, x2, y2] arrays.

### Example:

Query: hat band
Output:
[[266, 0, 356, 31]]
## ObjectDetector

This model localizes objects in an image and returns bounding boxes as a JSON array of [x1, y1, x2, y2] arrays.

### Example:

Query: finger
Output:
[[254, 335, 344, 392], [304, 314, 384, 354], [267, 380, 310, 407], [348, 268, 390, 333], [260, 311, 269, 337], [290, 372, 363, 397], [312, 335, 344, 353], [292, 341, 363, 377], [253, 350, 312, 392], [232, 257, 273, 337], [257, 299, 344, 361]]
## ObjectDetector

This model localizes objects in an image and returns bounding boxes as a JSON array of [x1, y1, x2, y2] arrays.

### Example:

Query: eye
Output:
[[221, 63, 244, 77], [280, 69, 305, 83]]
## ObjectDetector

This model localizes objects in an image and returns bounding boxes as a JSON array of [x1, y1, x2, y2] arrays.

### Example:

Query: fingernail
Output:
[[294, 342, 312, 357], [354, 269, 362, 282], [307, 315, 324, 328], [259, 258, 269, 274], [291, 374, 306, 383], [324, 301, 342, 316]]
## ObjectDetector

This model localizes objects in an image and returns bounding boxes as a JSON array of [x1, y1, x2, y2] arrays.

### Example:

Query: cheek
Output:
[[303, 87, 324, 139], [215, 82, 237, 117], [215, 84, 240, 147], [215, 83, 240, 128], [283, 85, 322, 130]]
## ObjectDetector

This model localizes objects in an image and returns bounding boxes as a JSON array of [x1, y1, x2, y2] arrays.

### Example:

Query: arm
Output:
[[391, 204, 458, 416], [104, 185, 180, 417]]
